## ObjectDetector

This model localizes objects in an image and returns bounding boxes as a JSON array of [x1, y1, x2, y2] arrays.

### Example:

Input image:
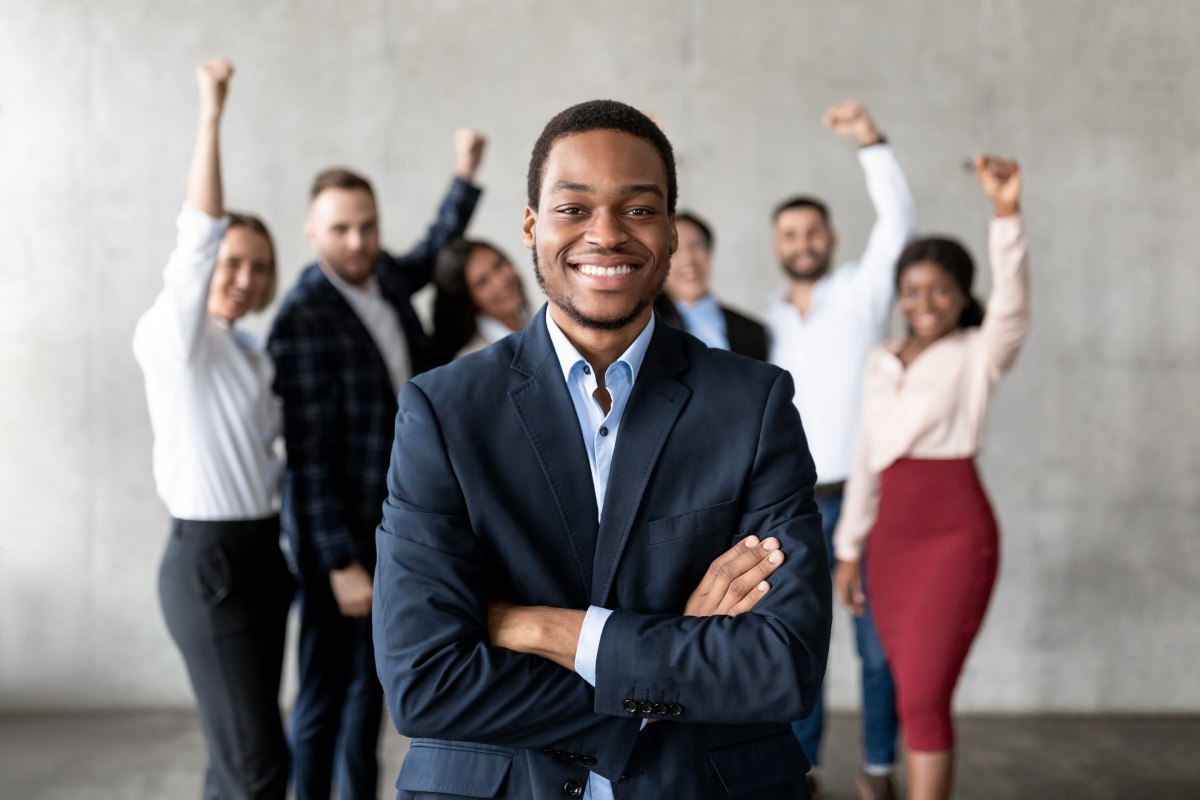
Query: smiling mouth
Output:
[[576, 263, 638, 277]]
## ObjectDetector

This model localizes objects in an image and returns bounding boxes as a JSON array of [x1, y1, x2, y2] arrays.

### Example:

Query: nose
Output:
[[346, 229, 363, 251], [234, 265, 253, 289], [585, 209, 628, 251]]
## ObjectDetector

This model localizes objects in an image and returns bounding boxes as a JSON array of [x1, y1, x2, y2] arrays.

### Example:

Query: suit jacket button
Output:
[[563, 778, 585, 798], [669, 703, 684, 716], [581, 755, 597, 766], [653, 702, 668, 715], [623, 698, 638, 713], [638, 701, 654, 714]]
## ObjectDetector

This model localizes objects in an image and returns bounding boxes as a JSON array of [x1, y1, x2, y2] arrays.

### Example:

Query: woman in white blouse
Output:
[[133, 59, 291, 800], [833, 157, 1030, 800], [430, 239, 529, 364]]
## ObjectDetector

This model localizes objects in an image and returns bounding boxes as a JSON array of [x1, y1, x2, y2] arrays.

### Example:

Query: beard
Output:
[[781, 250, 831, 282], [531, 245, 664, 332]]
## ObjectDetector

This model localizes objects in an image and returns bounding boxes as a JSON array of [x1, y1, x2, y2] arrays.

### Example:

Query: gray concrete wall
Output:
[[2, 0, 1197, 711]]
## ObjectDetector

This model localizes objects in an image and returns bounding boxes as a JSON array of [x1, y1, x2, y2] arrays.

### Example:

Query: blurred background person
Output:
[[765, 99, 916, 800], [834, 156, 1030, 800], [431, 238, 529, 364], [132, 58, 292, 800], [654, 210, 768, 360], [268, 128, 485, 800]]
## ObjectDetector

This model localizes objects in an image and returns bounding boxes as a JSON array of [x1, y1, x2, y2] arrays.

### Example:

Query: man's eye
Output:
[[627, 208, 651, 217]]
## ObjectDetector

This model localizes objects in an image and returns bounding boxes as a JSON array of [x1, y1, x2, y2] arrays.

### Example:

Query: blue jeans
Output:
[[792, 493, 898, 769]]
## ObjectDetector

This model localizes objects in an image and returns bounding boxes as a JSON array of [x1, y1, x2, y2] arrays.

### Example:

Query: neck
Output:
[[787, 279, 816, 316], [496, 310, 524, 332], [550, 305, 649, 379]]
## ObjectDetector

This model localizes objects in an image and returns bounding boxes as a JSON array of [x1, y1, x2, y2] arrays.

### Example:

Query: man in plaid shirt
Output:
[[268, 129, 486, 800]]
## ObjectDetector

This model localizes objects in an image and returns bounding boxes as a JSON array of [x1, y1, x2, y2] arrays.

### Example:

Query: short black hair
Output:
[[773, 196, 830, 226], [675, 211, 714, 252], [526, 100, 677, 213]]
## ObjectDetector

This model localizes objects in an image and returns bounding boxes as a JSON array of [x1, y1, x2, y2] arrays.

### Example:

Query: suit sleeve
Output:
[[373, 381, 640, 781], [386, 177, 481, 290], [592, 370, 832, 724], [267, 309, 356, 571]]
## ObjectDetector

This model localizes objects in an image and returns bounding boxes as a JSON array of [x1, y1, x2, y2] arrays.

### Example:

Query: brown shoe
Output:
[[856, 770, 896, 800], [806, 773, 824, 800]]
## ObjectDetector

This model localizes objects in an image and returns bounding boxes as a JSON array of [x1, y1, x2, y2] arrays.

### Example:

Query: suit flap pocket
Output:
[[647, 499, 737, 546], [396, 740, 513, 797], [707, 731, 807, 795]]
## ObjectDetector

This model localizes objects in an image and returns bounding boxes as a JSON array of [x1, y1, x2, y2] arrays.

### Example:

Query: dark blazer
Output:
[[654, 293, 770, 361], [268, 178, 479, 576], [374, 307, 831, 800]]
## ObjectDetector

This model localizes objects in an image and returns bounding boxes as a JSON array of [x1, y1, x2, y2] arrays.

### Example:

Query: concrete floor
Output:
[[1, 711, 1197, 799]]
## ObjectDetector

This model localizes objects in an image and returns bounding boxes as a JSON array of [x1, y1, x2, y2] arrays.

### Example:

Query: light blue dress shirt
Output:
[[545, 310, 655, 800], [673, 293, 730, 351]]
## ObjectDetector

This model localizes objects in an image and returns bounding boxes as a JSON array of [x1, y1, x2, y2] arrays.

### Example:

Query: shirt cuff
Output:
[[574, 605, 613, 687]]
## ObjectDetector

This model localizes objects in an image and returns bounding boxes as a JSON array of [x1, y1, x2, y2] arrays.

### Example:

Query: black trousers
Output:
[[159, 516, 294, 800]]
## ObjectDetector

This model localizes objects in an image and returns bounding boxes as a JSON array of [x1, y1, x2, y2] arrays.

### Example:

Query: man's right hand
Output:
[[822, 99, 883, 148], [684, 535, 785, 617], [195, 57, 233, 123], [330, 561, 374, 618]]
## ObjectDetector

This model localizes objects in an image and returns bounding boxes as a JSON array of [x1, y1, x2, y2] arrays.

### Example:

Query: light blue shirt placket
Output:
[[673, 293, 730, 351], [544, 310, 655, 800]]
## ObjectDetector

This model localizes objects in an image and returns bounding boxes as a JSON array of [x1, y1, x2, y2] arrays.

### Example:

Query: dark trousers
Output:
[[159, 516, 294, 800], [291, 571, 384, 800]]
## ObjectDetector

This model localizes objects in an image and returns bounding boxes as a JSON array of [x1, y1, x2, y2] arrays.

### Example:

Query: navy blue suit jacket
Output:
[[374, 306, 831, 799], [268, 178, 480, 575]]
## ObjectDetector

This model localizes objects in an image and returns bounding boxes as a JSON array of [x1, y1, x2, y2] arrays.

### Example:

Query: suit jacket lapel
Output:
[[592, 322, 691, 607], [508, 308, 599, 598]]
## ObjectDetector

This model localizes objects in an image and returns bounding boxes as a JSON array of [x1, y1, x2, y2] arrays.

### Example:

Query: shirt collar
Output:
[[323, 264, 381, 299], [545, 308, 655, 385]]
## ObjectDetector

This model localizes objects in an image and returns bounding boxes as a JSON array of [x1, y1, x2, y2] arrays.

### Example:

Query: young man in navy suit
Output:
[[374, 102, 831, 799], [269, 130, 485, 800]]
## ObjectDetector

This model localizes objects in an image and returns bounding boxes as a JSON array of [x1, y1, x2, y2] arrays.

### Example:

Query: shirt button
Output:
[[599, 426, 609, 436], [582, 365, 591, 375], [563, 778, 585, 798]]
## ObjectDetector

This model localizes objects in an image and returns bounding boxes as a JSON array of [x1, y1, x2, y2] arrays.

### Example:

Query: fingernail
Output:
[[744, 535, 760, 547], [762, 537, 779, 551], [757, 581, 769, 592], [769, 551, 782, 564]]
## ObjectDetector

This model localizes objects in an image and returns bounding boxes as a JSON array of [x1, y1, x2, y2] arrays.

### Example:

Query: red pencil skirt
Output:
[[866, 458, 998, 752]]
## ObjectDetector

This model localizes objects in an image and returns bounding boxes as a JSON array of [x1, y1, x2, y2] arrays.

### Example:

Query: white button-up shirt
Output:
[[765, 144, 916, 485], [323, 266, 411, 394]]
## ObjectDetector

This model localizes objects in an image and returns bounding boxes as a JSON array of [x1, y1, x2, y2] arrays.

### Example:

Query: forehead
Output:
[[899, 260, 958, 285], [775, 207, 828, 231], [309, 187, 377, 222], [540, 129, 667, 201], [465, 245, 502, 273], [675, 219, 705, 240], [219, 227, 273, 261]]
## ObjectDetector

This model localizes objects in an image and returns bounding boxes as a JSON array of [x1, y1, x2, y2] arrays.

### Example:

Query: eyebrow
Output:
[[551, 181, 664, 199]]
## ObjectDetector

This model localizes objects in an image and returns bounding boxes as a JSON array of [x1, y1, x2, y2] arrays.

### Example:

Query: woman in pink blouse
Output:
[[833, 157, 1030, 800]]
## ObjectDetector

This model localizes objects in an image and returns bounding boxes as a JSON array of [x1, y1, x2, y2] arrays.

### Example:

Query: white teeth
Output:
[[578, 264, 634, 277]]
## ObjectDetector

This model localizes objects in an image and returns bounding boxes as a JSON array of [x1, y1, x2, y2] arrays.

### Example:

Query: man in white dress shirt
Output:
[[764, 100, 916, 800]]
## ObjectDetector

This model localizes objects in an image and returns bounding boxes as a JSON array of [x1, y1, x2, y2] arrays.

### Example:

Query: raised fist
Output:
[[822, 100, 881, 147], [454, 128, 487, 182], [974, 155, 1021, 217], [195, 57, 233, 119]]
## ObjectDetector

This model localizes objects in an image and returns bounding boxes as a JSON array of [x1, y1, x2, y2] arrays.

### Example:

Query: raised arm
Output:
[[974, 156, 1031, 379], [825, 100, 917, 321], [387, 129, 486, 286], [134, 58, 234, 365], [832, 380, 883, 614]]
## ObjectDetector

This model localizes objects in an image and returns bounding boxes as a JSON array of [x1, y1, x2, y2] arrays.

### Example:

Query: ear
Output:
[[522, 206, 537, 248], [303, 214, 317, 250], [668, 215, 679, 256]]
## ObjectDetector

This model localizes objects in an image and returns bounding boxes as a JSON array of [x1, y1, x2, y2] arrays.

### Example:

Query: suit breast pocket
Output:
[[647, 499, 738, 548], [396, 739, 513, 798]]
